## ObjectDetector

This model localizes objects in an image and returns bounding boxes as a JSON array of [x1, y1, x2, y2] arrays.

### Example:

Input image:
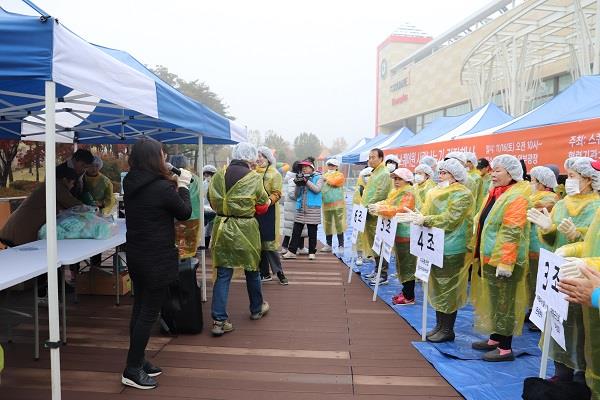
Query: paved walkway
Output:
[[0, 253, 462, 399]]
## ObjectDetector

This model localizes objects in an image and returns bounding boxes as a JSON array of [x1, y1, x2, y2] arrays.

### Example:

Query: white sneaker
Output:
[[298, 248, 309, 255], [279, 248, 288, 254], [355, 257, 363, 266], [282, 251, 297, 259], [364, 270, 376, 279], [308, 254, 316, 260], [320, 245, 332, 253]]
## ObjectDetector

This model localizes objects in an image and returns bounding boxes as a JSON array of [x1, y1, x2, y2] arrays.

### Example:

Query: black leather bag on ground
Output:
[[160, 258, 203, 334], [522, 377, 591, 400]]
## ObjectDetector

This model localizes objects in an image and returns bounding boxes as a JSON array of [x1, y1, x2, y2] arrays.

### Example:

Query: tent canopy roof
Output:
[[342, 127, 415, 164]]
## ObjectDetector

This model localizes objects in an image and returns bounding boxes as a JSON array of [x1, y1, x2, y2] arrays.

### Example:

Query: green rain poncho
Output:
[[256, 164, 282, 252], [209, 167, 269, 271], [362, 163, 392, 257], [415, 178, 436, 209], [322, 170, 347, 235], [374, 185, 417, 283], [175, 175, 202, 258], [473, 180, 531, 337], [528, 190, 560, 304], [421, 183, 474, 313], [83, 173, 115, 216], [559, 208, 600, 399], [467, 169, 484, 215], [541, 193, 600, 374], [352, 174, 369, 255]]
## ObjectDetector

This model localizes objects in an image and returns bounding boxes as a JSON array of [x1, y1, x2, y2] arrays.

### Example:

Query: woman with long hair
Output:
[[122, 138, 192, 389]]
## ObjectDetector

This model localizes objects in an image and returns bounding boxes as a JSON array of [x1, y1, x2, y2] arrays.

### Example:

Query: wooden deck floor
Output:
[[0, 253, 462, 399]]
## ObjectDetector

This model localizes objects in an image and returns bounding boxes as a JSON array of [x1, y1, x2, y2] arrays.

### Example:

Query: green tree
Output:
[[329, 137, 348, 156], [293, 132, 322, 161], [263, 130, 292, 164]]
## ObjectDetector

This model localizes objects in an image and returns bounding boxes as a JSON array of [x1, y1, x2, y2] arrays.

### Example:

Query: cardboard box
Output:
[[76, 267, 131, 296]]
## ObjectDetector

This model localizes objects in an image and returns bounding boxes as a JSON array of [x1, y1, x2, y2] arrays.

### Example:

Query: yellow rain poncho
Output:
[[542, 193, 600, 377], [467, 169, 484, 215], [473, 180, 531, 337], [322, 170, 347, 235], [175, 175, 203, 258], [362, 163, 392, 257], [421, 183, 474, 313], [481, 173, 492, 199], [415, 178, 436, 208], [527, 190, 560, 304], [352, 174, 369, 254], [559, 208, 600, 399], [256, 164, 283, 252], [83, 173, 115, 216], [374, 185, 417, 283], [209, 168, 269, 271]]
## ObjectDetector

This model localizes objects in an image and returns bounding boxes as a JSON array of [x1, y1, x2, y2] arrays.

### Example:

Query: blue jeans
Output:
[[211, 267, 263, 321]]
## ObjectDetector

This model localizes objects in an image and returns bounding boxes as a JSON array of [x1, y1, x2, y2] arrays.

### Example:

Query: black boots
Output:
[[427, 311, 457, 343], [121, 366, 157, 390], [426, 311, 443, 338]]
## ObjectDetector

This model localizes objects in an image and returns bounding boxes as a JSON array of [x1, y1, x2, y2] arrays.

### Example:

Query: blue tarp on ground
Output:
[[497, 75, 600, 133], [319, 195, 554, 400]]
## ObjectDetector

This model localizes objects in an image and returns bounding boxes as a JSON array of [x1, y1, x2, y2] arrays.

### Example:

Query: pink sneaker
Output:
[[392, 294, 415, 305]]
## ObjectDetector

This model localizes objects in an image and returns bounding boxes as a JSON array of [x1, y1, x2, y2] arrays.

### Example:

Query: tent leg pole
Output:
[[45, 80, 62, 400], [197, 136, 207, 302]]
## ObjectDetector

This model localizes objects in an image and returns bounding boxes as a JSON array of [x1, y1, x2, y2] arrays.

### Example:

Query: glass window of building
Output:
[[558, 74, 573, 93], [445, 102, 471, 116], [423, 109, 444, 128]]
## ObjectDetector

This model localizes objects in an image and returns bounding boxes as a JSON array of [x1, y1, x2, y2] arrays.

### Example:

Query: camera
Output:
[[293, 172, 307, 186]]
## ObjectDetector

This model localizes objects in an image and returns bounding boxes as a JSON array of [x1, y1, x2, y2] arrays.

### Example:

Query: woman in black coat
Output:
[[122, 138, 192, 390]]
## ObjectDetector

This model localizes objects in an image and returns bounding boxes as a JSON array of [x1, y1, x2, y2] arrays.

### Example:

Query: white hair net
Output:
[[90, 156, 103, 169], [359, 167, 373, 177], [491, 154, 523, 181], [384, 154, 400, 164], [392, 168, 414, 183], [232, 142, 258, 162], [445, 151, 467, 166], [326, 158, 340, 167], [420, 156, 437, 168], [438, 158, 467, 184], [570, 158, 600, 191], [415, 164, 434, 177], [465, 152, 478, 166], [257, 146, 276, 165], [202, 164, 217, 174], [530, 166, 558, 189], [564, 157, 593, 171]]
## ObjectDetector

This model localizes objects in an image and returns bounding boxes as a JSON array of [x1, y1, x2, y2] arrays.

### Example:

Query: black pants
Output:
[[282, 235, 304, 249], [374, 257, 388, 279], [289, 223, 317, 254], [325, 234, 344, 247], [126, 272, 168, 368], [402, 280, 415, 299], [490, 333, 513, 350]]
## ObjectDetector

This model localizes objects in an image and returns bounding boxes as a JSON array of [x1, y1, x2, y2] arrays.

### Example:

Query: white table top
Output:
[[0, 219, 127, 291]]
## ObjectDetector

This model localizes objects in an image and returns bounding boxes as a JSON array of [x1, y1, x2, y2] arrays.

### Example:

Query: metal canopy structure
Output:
[[461, 0, 600, 115]]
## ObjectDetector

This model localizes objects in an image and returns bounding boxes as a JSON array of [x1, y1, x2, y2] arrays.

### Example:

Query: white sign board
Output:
[[372, 235, 383, 255], [351, 205, 367, 232], [382, 242, 393, 262], [409, 225, 444, 268], [549, 309, 566, 351], [529, 294, 547, 332], [536, 249, 570, 321], [415, 257, 432, 283], [375, 216, 398, 247]]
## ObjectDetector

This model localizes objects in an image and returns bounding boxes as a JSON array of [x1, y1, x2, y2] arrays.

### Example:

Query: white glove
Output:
[[527, 208, 553, 231], [557, 218, 580, 241], [368, 204, 379, 215], [558, 258, 585, 280], [413, 211, 425, 226], [396, 212, 414, 223], [496, 266, 512, 278], [177, 168, 193, 189]]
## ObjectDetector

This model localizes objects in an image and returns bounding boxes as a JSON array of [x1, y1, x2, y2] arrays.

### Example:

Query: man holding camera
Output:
[[362, 148, 393, 285], [283, 160, 323, 260]]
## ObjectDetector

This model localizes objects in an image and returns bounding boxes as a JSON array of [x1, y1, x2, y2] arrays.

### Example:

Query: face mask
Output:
[[387, 163, 396, 173], [414, 174, 425, 184], [565, 178, 580, 196], [364, 176, 370, 184], [530, 183, 537, 194], [438, 180, 450, 188]]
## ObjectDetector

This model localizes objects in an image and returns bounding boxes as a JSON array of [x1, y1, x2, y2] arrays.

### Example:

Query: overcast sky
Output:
[[5, 0, 492, 148]]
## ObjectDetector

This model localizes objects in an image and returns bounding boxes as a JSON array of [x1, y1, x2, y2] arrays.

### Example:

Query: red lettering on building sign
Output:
[[392, 95, 408, 106]]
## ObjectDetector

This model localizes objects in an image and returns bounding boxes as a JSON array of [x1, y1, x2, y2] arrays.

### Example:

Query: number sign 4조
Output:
[[409, 225, 444, 268]]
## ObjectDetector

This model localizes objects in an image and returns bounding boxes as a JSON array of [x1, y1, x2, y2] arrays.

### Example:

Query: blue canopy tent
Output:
[[0, 4, 243, 398], [396, 103, 511, 147], [378, 127, 415, 151], [330, 137, 368, 163], [342, 127, 414, 164]]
